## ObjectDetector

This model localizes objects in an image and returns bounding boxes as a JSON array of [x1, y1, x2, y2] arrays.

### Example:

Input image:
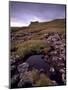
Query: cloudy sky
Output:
[[10, 1, 66, 27]]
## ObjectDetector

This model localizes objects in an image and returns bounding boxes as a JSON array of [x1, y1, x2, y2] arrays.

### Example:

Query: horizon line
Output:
[[10, 18, 66, 28]]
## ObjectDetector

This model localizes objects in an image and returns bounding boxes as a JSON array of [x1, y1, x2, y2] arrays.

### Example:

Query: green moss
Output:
[[36, 74, 53, 86], [31, 68, 40, 83]]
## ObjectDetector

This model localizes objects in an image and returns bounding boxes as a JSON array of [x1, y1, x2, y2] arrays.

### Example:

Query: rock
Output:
[[59, 69, 65, 74], [18, 79, 33, 88], [10, 58, 15, 65], [17, 62, 29, 73], [10, 55, 17, 65], [40, 69, 45, 73], [11, 65, 16, 71], [58, 57, 62, 61], [61, 50, 65, 54], [54, 41, 62, 45], [11, 74, 19, 87], [19, 71, 33, 82], [49, 67, 55, 72], [57, 63, 65, 67], [15, 55, 20, 59], [62, 73, 65, 83], [49, 51, 57, 55], [52, 56, 58, 61], [18, 79, 24, 87], [18, 71, 33, 87], [54, 45, 59, 49], [51, 80, 57, 85]]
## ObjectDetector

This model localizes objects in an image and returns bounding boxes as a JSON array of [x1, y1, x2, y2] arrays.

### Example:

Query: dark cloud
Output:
[[10, 1, 66, 27]]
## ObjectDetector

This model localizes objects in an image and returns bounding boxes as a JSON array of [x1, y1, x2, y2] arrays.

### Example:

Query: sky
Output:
[[10, 1, 66, 27]]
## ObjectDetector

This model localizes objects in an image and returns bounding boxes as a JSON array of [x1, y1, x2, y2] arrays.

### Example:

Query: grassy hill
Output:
[[10, 19, 66, 57]]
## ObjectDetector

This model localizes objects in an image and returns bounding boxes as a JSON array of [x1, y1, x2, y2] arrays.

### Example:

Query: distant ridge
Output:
[[29, 18, 65, 25], [11, 19, 66, 33]]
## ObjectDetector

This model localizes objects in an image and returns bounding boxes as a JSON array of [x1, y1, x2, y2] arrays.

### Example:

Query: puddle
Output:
[[26, 55, 50, 72]]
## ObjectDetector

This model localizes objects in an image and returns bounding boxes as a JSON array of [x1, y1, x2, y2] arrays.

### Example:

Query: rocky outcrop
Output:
[[45, 32, 66, 84]]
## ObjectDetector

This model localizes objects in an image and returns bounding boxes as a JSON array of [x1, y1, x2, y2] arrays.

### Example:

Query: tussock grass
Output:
[[16, 40, 50, 58]]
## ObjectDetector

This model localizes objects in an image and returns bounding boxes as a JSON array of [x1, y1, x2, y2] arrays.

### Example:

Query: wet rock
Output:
[[57, 63, 65, 67], [58, 57, 62, 61], [40, 69, 45, 73], [62, 74, 66, 84], [17, 63, 33, 87], [11, 74, 19, 88], [17, 62, 29, 73], [54, 41, 62, 45], [49, 51, 57, 55], [15, 55, 20, 59], [51, 80, 57, 85], [11, 65, 16, 71], [18, 79, 24, 87], [10, 58, 15, 65], [59, 69, 65, 74], [18, 71, 33, 88], [18, 79, 33, 88], [49, 67, 55, 72], [52, 56, 58, 61], [11, 65, 17, 77], [19, 71, 33, 82]]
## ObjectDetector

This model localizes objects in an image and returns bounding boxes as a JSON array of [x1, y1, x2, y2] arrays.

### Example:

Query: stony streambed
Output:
[[10, 32, 66, 88], [10, 55, 65, 88], [10, 54, 50, 88]]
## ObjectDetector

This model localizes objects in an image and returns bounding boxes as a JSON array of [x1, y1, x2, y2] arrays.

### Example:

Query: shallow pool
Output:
[[26, 55, 50, 72]]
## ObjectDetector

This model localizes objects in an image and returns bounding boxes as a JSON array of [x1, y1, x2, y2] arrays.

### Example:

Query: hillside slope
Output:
[[11, 19, 66, 50]]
